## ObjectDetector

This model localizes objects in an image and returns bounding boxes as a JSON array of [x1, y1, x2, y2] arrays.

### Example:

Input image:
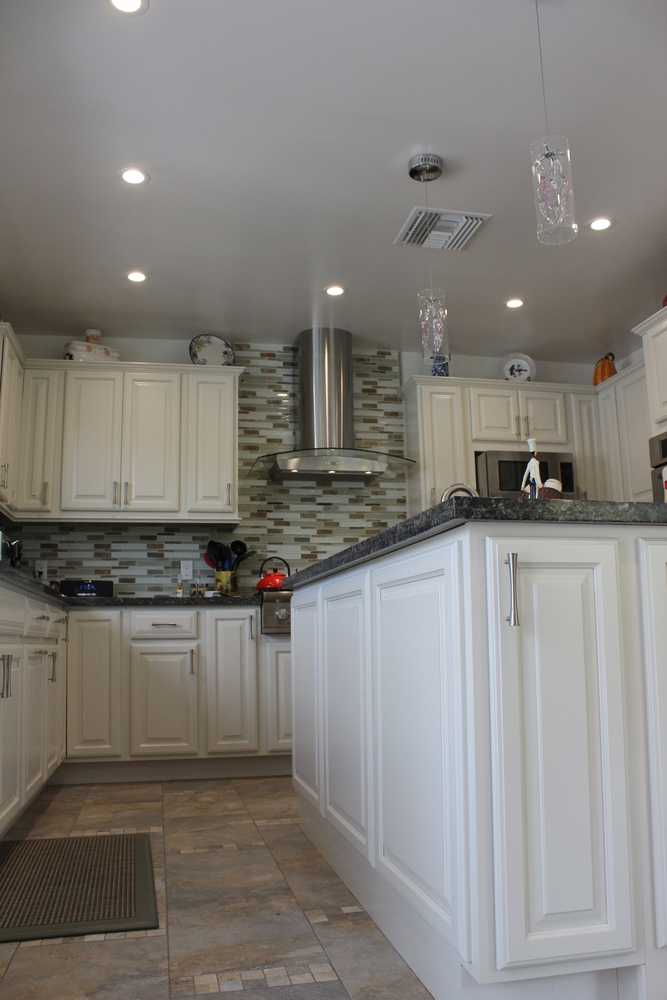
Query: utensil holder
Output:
[[215, 570, 238, 595]]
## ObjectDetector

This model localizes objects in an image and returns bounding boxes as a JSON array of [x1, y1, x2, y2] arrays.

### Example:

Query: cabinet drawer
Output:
[[129, 610, 198, 639], [24, 600, 53, 638]]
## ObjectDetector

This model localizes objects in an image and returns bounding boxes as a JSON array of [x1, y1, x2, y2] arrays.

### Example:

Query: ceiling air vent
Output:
[[393, 207, 491, 251]]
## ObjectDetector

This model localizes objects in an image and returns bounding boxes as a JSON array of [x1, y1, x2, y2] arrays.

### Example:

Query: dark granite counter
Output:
[[285, 497, 667, 589], [64, 594, 261, 608], [0, 565, 67, 607]]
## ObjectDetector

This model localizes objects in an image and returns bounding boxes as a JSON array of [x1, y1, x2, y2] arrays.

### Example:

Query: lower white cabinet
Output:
[[0, 646, 23, 832], [22, 647, 49, 801], [206, 611, 259, 754], [67, 611, 123, 758], [486, 536, 633, 968], [46, 642, 66, 775], [260, 638, 292, 754], [130, 642, 198, 756], [291, 593, 321, 809]]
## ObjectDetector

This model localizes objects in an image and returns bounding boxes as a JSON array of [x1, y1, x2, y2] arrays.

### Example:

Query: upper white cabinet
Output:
[[634, 306, 667, 432], [184, 371, 237, 514], [0, 330, 24, 509], [16, 370, 64, 513], [598, 367, 651, 502], [121, 372, 181, 512], [205, 610, 258, 754], [486, 535, 633, 968], [469, 385, 567, 444], [61, 370, 124, 511], [569, 393, 604, 500], [405, 381, 472, 513]]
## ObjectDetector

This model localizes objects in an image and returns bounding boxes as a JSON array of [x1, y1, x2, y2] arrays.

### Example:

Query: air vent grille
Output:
[[394, 207, 491, 251]]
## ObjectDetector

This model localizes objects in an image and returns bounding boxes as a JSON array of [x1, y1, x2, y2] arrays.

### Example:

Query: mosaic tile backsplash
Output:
[[18, 345, 408, 595]]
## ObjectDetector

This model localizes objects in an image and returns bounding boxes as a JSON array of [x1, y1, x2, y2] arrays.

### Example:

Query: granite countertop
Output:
[[64, 594, 261, 607], [285, 496, 667, 589], [0, 564, 67, 607]]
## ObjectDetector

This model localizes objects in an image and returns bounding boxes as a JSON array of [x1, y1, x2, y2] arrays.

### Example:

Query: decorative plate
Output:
[[502, 353, 536, 382], [189, 334, 235, 366]]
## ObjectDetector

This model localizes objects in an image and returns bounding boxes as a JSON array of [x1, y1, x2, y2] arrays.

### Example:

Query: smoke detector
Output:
[[408, 153, 444, 182]]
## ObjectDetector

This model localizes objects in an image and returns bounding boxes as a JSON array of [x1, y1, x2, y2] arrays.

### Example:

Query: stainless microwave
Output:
[[475, 450, 577, 499]]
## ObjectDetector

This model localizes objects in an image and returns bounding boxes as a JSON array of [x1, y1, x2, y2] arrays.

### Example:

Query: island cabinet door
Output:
[[639, 538, 667, 948], [371, 539, 469, 961], [321, 570, 371, 857], [485, 536, 633, 970], [291, 591, 322, 810], [205, 612, 258, 754]]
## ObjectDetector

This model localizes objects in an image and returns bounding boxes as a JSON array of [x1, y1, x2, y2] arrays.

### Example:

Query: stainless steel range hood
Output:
[[253, 328, 414, 482]]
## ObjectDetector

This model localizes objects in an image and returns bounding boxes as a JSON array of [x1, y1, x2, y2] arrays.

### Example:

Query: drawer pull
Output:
[[151, 623, 180, 628], [505, 552, 520, 628]]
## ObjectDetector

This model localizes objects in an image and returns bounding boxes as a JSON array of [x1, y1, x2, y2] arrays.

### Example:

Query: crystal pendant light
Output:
[[530, 1, 578, 245], [418, 288, 449, 373]]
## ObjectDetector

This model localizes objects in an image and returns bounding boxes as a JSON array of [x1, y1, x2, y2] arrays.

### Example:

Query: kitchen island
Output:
[[287, 498, 667, 1000]]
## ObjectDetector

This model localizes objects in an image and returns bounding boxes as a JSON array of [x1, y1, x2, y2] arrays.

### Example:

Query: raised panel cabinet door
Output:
[[261, 639, 292, 753], [61, 371, 123, 510], [16, 370, 64, 513], [371, 539, 468, 960], [616, 369, 652, 502], [638, 538, 667, 947], [597, 385, 623, 500], [420, 386, 472, 507], [0, 336, 24, 507], [641, 317, 667, 428], [121, 372, 181, 511], [206, 612, 258, 753], [184, 373, 236, 514], [67, 612, 123, 758], [130, 643, 198, 756], [22, 648, 48, 801], [291, 593, 321, 808], [469, 386, 520, 443], [569, 393, 603, 500], [0, 648, 23, 834], [486, 536, 633, 968], [46, 644, 65, 774], [519, 388, 568, 444], [322, 571, 371, 855]]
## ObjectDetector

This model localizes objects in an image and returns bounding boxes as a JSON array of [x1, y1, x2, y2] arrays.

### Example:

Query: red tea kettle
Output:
[[256, 557, 291, 592]]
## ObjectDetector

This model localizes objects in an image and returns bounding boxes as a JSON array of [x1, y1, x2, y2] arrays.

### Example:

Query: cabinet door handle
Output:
[[249, 615, 254, 640], [41, 480, 50, 507], [505, 553, 520, 627], [226, 482, 232, 506], [523, 415, 530, 437], [50, 651, 57, 683], [36, 615, 49, 621], [113, 481, 119, 506], [514, 415, 520, 438], [124, 482, 131, 506], [190, 649, 196, 676], [7, 656, 11, 698], [1, 656, 6, 699]]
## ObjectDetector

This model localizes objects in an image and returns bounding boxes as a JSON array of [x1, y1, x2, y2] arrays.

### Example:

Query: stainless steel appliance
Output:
[[260, 590, 292, 636], [475, 450, 577, 499], [649, 430, 667, 502]]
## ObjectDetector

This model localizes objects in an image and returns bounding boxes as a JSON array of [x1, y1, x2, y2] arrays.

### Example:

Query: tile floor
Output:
[[0, 777, 433, 1000]]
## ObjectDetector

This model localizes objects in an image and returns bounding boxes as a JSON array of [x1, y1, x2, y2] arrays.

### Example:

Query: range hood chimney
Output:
[[254, 328, 414, 482]]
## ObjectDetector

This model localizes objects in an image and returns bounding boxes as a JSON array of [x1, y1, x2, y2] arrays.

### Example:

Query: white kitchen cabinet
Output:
[[634, 305, 667, 432], [0, 646, 23, 834], [260, 638, 292, 754], [61, 370, 124, 511], [569, 392, 604, 499], [291, 591, 321, 809], [0, 332, 24, 509], [371, 539, 468, 957], [130, 642, 198, 756], [16, 369, 64, 514], [616, 367, 652, 501], [67, 611, 123, 758], [22, 646, 48, 801], [0, 587, 25, 638], [121, 371, 181, 512], [321, 571, 372, 857], [46, 641, 66, 775], [485, 535, 633, 968], [518, 387, 568, 444], [205, 610, 258, 753], [404, 380, 472, 514], [184, 371, 238, 516], [469, 385, 521, 442]]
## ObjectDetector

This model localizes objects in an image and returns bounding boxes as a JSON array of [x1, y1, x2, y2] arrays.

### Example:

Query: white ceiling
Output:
[[1, 0, 666, 361]]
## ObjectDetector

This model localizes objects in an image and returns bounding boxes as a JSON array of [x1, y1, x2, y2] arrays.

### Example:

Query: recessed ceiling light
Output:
[[589, 217, 612, 231], [506, 298, 524, 309], [127, 270, 147, 283], [121, 167, 148, 185], [110, 0, 148, 12], [326, 285, 344, 297]]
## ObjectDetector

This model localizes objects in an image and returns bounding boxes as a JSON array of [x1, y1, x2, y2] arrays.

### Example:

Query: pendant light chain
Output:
[[534, 0, 550, 135]]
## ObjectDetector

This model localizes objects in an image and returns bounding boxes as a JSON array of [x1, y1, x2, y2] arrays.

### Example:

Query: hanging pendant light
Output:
[[530, 0, 578, 245], [408, 154, 451, 372]]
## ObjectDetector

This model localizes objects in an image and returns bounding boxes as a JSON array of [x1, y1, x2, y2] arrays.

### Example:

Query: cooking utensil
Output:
[[256, 557, 291, 592], [230, 540, 247, 569]]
